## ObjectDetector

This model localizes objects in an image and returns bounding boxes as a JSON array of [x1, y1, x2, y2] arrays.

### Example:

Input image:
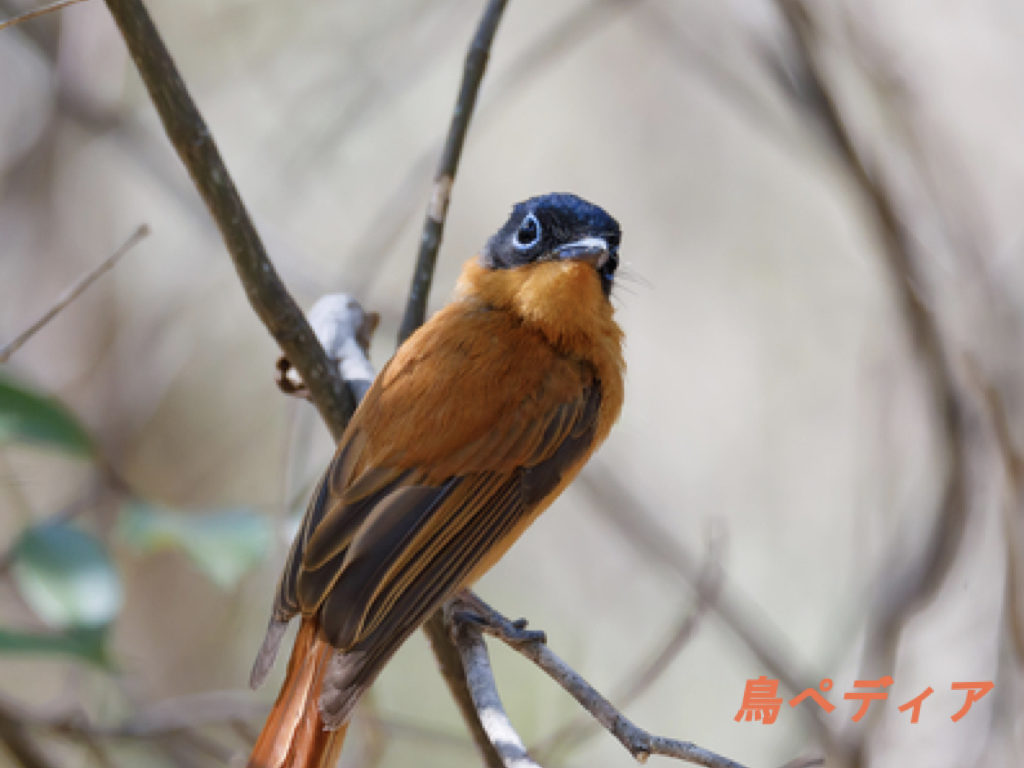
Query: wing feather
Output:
[[264, 305, 606, 721]]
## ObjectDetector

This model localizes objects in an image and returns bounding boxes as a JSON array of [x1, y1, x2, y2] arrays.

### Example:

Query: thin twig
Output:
[[0, 225, 149, 363], [342, 0, 640, 302], [0, 0, 88, 31], [396, 0, 508, 344], [102, 0, 355, 441], [449, 601, 749, 768]]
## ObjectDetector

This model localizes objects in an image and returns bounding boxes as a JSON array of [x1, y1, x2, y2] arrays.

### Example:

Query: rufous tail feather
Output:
[[248, 619, 347, 768]]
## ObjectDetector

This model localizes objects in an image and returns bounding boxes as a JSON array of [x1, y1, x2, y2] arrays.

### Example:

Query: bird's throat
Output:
[[457, 258, 621, 357]]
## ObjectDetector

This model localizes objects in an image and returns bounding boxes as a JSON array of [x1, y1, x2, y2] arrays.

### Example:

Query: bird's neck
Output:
[[459, 256, 617, 343], [456, 258, 625, 425]]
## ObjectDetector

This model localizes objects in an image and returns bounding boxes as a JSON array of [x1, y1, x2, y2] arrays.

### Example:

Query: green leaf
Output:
[[119, 503, 271, 589], [0, 625, 111, 667], [0, 372, 93, 455], [9, 522, 122, 630]]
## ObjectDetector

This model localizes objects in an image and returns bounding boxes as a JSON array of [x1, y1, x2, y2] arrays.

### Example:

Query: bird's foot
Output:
[[446, 590, 547, 647]]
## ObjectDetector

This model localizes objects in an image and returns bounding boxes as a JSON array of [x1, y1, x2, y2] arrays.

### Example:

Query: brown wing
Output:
[[261, 306, 603, 724]]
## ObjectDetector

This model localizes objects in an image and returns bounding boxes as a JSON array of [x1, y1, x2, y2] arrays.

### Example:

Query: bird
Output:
[[247, 192, 625, 768]]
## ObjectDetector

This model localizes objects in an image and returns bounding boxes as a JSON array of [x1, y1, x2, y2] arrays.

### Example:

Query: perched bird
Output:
[[247, 193, 625, 768]]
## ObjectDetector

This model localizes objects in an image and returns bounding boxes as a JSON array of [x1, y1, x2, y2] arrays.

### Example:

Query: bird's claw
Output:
[[446, 594, 547, 647]]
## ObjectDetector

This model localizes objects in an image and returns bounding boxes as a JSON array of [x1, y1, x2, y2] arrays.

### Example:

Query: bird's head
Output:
[[458, 193, 622, 351], [480, 193, 621, 297]]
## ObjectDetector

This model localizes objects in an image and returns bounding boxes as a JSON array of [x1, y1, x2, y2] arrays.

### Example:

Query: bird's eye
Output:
[[513, 213, 542, 250]]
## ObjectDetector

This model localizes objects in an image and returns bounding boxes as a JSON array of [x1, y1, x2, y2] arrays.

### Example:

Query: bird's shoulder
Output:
[[345, 299, 597, 481]]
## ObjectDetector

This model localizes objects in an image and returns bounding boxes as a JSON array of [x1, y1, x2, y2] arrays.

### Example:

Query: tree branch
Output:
[[102, 0, 355, 441], [423, 614, 507, 768], [532, 527, 725, 760], [388, 1, 512, 762], [776, 0, 970, 722], [447, 596, 750, 768], [96, 3, 745, 767], [396, 0, 509, 344], [762, 4, 975, 763]]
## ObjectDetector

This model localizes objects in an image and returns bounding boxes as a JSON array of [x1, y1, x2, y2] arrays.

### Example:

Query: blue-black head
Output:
[[481, 193, 621, 296]]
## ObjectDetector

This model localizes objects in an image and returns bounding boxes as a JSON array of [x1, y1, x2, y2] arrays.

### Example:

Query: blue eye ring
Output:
[[513, 213, 542, 250]]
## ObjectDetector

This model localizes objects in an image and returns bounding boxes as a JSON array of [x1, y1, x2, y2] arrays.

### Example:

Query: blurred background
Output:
[[2, 0, 1023, 766]]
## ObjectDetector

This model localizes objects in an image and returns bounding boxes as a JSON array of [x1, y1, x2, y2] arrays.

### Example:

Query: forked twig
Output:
[[448, 596, 750, 768]]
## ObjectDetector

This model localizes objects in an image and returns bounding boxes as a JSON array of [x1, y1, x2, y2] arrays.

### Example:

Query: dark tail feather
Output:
[[248, 619, 348, 768]]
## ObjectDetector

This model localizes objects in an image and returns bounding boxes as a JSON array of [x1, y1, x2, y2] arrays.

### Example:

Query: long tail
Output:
[[248, 619, 347, 768]]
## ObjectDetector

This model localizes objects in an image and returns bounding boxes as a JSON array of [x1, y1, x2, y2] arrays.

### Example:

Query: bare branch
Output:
[[969, 363, 1024, 663], [384, 1, 513, 761], [451, 618, 541, 768], [447, 596, 750, 768], [533, 527, 725, 760], [0, 225, 149, 363], [396, 0, 509, 344], [101, 0, 355, 440], [424, 613, 506, 768], [776, 0, 970, 697], [276, 293, 379, 403], [0, 690, 264, 768], [342, 0, 640, 302], [580, 471, 840, 755], [0, 0, 89, 31]]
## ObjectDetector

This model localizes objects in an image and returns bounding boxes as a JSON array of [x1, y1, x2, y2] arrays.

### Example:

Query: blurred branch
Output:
[[771, 2, 973, 761], [776, 0, 969, 683], [0, 690, 264, 768], [102, 0, 355, 441], [345, 0, 639, 302], [0, 0, 88, 31], [0, 225, 149, 363], [580, 470, 843, 756], [397, 0, 508, 344], [970, 364, 1024, 663], [0, 698, 59, 768], [636, 3, 792, 147], [532, 526, 725, 760], [447, 595, 749, 768]]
